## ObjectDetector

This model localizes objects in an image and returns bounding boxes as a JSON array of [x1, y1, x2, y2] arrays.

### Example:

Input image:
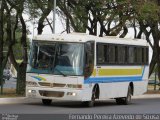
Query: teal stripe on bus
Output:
[[84, 76, 142, 84]]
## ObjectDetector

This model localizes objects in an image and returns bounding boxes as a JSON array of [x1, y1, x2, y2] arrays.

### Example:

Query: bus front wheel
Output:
[[116, 86, 132, 105], [42, 99, 52, 105], [83, 89, 96, 107]]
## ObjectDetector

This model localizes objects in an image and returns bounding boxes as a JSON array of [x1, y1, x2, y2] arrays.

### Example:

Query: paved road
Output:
[[0, 98, 160, 114]]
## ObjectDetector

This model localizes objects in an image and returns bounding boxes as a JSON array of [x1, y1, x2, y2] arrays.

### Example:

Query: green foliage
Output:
[[58, 0, 136, 36], [13, 39, 30, 61], [26, 0, 42, 19], [2, 23, 30, 60], [136, 1, 159, 22]]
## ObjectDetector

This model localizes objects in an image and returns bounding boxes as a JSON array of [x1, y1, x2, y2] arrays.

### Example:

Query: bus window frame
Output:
[[27, 40, 86, 76], [96, 42, 149, 66], [84, 41, 95, 79]]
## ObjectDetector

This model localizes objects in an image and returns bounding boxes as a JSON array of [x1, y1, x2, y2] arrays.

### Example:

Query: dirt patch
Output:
[[145, 90, 160, 94], [3, 88, 16, 93], [0, 88, 24, 98]]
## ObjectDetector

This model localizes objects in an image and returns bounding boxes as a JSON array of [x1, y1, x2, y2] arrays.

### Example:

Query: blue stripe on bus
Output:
[[84, 76, 142, 84]]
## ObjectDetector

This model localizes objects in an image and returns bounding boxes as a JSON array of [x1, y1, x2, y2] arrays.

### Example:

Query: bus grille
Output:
[[53, 83, 66, 87], [39, 90, 64, 97], [38, 82, 51, 87], [38, 82, 66, 88]]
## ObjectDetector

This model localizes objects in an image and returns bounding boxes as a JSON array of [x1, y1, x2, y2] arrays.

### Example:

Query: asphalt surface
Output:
[[0, 97, 160, 114]]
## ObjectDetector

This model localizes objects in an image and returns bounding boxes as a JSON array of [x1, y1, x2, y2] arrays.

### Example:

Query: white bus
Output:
[[26, 33, 149, 107]]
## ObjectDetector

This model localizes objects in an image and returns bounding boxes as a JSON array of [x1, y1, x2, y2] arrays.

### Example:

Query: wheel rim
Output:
[[92, 91, 96, 101], [89, 90, 96, 107], [127, 87, 132, 103], [127, 94, 131, 102]]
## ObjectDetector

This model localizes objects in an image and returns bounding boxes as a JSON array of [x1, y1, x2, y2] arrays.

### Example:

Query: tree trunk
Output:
[[16, 14, 28, 95], [0, 0, 4, 94], [0, 69, 3, 94], [151, 23, 160, 81], [149, 51, 157, 77], [35, 0, 54, 34], [119, 25, 128, 38], [16, 63, 27, 95]]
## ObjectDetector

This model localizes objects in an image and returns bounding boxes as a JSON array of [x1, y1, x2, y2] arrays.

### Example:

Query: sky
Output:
[[23, 12, 65, 39]]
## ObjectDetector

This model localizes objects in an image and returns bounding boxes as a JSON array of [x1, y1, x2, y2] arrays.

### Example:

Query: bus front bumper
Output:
[[26, 87, 86, 101]]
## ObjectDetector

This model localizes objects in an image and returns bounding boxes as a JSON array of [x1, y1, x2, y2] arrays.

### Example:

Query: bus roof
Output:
[[32, 33, 149, 46]]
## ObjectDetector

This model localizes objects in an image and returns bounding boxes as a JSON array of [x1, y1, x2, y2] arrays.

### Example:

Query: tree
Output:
[[0, 0, 5, 94], [6, 0, 54, 95], [57, 0, 134, 37], [133, 0, 160, 80], [0, 0, 14, 94], [2, 0, 28, 95], [27, 0, 54, 34], [0, 0, 55, 95]]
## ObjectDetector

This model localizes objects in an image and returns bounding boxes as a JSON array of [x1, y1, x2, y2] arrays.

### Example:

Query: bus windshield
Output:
[[27, 41, 84, 76]]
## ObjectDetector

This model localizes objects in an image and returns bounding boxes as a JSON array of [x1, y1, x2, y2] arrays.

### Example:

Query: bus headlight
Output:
[[28, 90, 32, 93], [67, 84, 82, 89], [67, 92, 77, 96], [26, 81, 38, 87], [28, 90, 36, 93]]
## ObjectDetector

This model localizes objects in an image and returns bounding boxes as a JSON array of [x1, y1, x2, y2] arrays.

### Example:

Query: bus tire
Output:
[[115, 98, 123, 105], [116, 86, 132, 105], [84, 88, 96, 107], [124, 86, 132, 105], [42, 99, 52, 105]]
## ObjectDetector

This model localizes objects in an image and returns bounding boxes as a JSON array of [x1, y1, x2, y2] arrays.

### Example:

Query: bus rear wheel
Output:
[[116, 86, 132, 105], [42, 99, 52, 105]]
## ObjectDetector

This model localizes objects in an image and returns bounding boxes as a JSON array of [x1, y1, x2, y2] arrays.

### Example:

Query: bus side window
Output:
[[84, 42, 94, 78]]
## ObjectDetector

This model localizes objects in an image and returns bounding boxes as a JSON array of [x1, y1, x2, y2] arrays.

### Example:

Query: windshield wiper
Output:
[[54, 67, 67, 77]]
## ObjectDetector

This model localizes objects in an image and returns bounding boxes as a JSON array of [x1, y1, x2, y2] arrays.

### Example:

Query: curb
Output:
[[0, 97, 41, 104], [0, 94, 160, 104], [133, 94, 160, 99]]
